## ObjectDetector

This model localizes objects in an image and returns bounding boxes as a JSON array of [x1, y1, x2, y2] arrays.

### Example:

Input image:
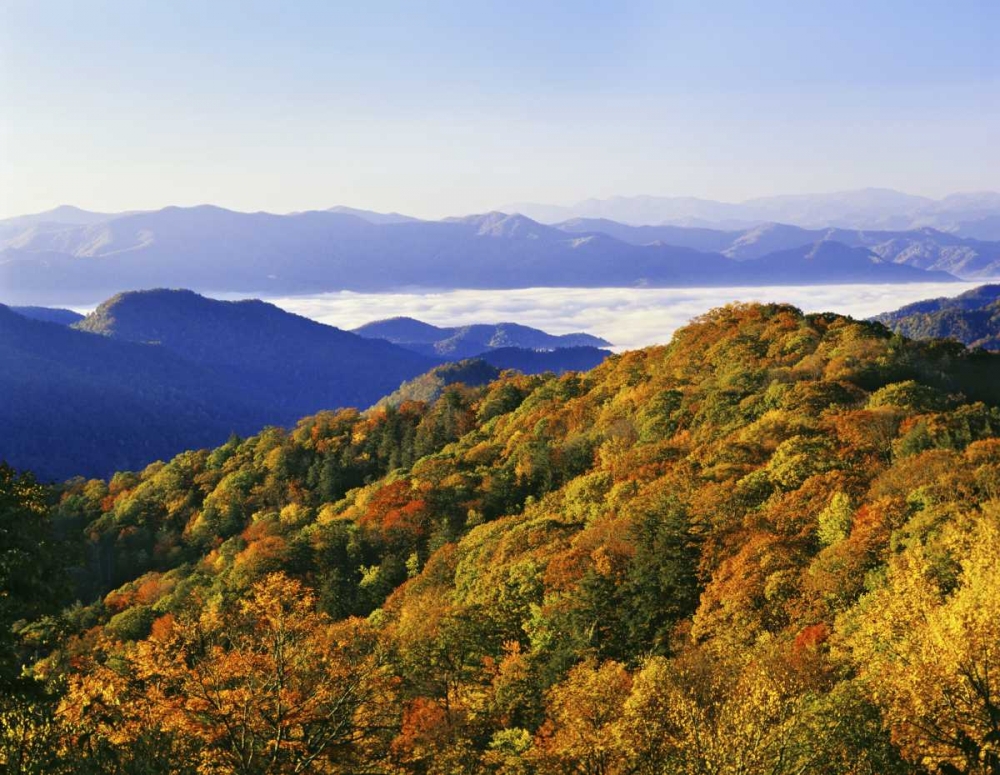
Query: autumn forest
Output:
[[0, 303, 998, 774]]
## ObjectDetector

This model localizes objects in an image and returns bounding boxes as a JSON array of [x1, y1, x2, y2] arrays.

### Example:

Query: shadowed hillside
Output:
[[874, 284, 1000, 350], [354, 316, 611, 358]]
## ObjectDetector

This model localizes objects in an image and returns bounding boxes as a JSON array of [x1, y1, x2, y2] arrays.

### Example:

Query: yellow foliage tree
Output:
[[843, 511, 1000, 774]]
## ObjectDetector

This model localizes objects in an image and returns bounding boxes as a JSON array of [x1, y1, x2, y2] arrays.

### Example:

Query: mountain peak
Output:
[[326, 206, 419, 224], [354, 315, 612, 358], [804, 241, 879, 263], [353, 317, 448, 342], [447, 211, 555, 239], [1, 204, 121, 228]]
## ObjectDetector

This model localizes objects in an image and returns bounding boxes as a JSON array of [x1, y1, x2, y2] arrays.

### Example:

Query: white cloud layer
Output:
[[266, 282, 981, 352]]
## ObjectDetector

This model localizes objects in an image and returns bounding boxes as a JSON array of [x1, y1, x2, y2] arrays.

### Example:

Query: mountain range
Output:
[[555, 219, 1000, 277], [505, 188, 1000, 232], [0, 290, 612, 479], [353, 316, 611, 358], [0, 204, 968, 305]]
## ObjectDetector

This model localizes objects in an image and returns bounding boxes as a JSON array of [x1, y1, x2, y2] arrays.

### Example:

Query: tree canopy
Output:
[[6, 303, 1000, 774]]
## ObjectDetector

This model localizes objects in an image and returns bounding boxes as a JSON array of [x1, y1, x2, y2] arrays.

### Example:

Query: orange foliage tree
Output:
[[60, 573, 398, 774]]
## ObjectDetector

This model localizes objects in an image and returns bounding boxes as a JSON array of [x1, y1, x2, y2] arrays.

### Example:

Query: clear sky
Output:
[[1, 0, 997, 219]]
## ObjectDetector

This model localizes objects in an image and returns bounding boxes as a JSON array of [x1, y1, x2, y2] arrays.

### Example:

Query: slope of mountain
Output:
[[0, 304, 269, 480], [509, 188, 1000, 230], [20, 302, 1000, 773], [326, 205, 421, 224], [0, 290, 442, 479], [0, 290, 621, 479], [0, 206, 962, 305], [723, 223, 830, 260], [958, 214, 1000, 241], [10, 305, 84, 325], [0, 205, 121, 229], [354, 316, 611, 359], [478, 345, 611, 373], [373, 346, 614, 410], [873, 284, 1000, 350], [868, 229, 1000, 277], [876, 284, 1000, 319], [554, 217, 738, 252], [737, 241, 956, 283], [74, 289, 437, 415], [556, 218, 1000, 275], [0, 205, 128, 251], [373, 358, 501, 408]]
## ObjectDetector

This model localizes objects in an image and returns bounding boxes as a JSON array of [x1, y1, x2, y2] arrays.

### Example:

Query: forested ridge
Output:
[[4, 303, 1000, 774], [875, 285, 1000, 351]]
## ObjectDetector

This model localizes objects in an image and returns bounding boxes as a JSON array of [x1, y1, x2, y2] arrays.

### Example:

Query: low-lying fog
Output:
[[267, 282, 982, 351]]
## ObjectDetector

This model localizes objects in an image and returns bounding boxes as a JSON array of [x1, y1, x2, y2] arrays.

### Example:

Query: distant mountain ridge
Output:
[[0, 205, 127, 230], [506, 188, 1000, 233], [0, 289, 616, 479], [326, 206, 420, 224], [556, 219, 1000, 278], [10, 305, 84, 325], [0, 290, 438, 479], [74, 289, 437, 415], [0, 205, 961, 305], [745, 242, 930, 283], [353, 316, 612, 359]]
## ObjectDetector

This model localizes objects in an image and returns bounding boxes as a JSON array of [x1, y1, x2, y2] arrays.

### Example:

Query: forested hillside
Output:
[[4, 303, 1000, 774], [0, 291, 436, 480], [875, 285, 1000, 350], [0, 289, 614, 480]]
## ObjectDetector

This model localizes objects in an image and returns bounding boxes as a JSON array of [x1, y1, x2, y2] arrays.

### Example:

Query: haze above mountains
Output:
[[4, 188, 1000, 305]]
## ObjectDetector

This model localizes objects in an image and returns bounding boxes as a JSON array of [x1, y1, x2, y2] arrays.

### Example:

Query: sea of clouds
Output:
[[267, 282, 981, 351]]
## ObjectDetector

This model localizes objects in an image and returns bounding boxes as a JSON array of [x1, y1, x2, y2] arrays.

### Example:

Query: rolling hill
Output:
[[74, 289, 437, 415], [373, 359, 502, 408], [354, 316, 611, 359], [0, 290, 438, 479], [0, 303, 270, 480], [10, 305, 84, 325], [873, 284, 1000, 350], [477, 345, 611, 374], [0, 289, 618, 479]]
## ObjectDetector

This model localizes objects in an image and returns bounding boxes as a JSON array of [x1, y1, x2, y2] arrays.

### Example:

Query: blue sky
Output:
[[1, 0, 996, 218]]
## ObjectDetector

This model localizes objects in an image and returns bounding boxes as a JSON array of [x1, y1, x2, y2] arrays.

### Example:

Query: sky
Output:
[[1, 0, 997, 219]]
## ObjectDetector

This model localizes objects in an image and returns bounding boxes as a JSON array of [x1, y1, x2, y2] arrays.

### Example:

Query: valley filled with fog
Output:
[[267, 280, 983, 351]]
